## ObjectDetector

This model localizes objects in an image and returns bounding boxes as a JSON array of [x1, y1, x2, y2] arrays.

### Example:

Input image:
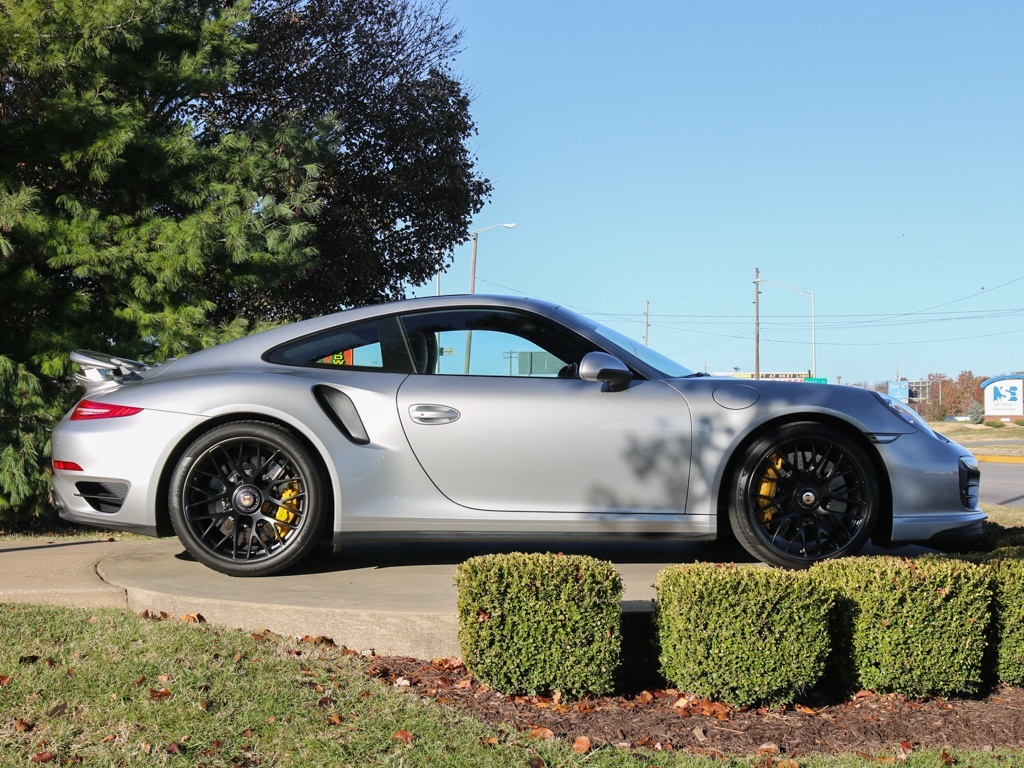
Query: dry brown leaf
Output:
[[573, 736, 592, 754], [29, 752, 54, 764], [392, 730, 415, 744], [529, 727, 555, 740]]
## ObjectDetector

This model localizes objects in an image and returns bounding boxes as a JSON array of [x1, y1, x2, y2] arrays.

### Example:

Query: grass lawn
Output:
[[932, 421, 1024, 456], [0, 602, 1020, 768]]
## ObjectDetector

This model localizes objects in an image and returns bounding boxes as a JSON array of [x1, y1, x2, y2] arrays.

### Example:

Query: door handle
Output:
[[409, 404, 461, 425]]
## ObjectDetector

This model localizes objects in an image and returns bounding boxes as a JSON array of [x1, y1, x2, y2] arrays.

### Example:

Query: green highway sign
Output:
[[804, 377, 828, 384]]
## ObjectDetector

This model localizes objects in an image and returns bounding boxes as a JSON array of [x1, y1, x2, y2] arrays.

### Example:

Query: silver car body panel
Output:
[[51, 294, 984, 550]]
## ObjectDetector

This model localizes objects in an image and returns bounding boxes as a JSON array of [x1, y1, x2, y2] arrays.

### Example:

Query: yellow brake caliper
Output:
[[757, 454, 784, 523], [273, 481, 301, 538]]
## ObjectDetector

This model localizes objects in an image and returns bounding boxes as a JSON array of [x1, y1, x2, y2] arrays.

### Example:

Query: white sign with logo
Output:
[[984, 378, 1023, 417]]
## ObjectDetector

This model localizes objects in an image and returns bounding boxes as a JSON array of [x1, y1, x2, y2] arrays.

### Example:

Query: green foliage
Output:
[[455, 553, 622, 698], [204, 0, 492, 316], [984, 421, 1006, 428], [811, 557, 992, 696], [952, 547, 1024, 686], [654, 563, 833, 707], [0, 0, 322, 522]]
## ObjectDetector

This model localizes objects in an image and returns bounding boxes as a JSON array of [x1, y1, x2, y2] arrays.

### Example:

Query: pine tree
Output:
[[0, 0, 321, 521]]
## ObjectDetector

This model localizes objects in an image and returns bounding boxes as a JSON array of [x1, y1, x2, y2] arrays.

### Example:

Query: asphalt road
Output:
[[979, 461, 1024, 507]]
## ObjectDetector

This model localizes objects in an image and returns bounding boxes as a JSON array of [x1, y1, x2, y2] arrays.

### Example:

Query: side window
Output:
[[398, 308, 592, 377], [266, 316, 413, 373]]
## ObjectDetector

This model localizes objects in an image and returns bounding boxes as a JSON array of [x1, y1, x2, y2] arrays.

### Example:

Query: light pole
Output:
[[464, 223, 516, 372], [468, 223, 516, 294], [754, 272, 816, 379]]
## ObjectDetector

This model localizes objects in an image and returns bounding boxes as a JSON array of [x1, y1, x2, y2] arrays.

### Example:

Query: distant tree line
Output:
[[0, 0, 490, 522]]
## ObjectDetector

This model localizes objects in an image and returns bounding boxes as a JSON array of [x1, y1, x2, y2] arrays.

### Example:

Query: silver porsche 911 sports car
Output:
[[51, 295, 984, 576]]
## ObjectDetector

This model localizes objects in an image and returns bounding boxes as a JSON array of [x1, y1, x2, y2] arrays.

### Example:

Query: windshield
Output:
[[590, 322, 695, 378]]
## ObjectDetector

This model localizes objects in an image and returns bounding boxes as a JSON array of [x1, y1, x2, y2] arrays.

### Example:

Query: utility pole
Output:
[[644, 300, 650, 346], [754, 268, 760, 380]]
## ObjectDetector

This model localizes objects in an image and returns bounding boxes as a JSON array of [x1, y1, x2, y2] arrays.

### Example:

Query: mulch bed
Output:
[[364, 655, 1024, 758]]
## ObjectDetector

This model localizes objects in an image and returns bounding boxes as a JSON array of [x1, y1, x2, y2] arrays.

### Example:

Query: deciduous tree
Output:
[[201, 0, 491, 321]]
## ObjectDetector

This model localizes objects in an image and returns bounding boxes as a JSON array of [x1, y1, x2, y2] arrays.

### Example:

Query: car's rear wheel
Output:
[[169, 422, 326, 577], [728, 422, 879, 568]]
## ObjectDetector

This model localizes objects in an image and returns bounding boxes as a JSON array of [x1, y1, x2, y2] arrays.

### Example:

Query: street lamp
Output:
[[754, 270, 816, 379], [468, 223, 516, 294], [464, 223, 516, 373]]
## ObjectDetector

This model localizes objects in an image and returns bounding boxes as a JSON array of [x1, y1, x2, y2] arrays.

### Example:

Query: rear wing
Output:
[[70, 349, 150, 395]]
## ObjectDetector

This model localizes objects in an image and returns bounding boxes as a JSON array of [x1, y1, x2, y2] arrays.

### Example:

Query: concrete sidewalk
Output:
[[0, 536, 681, 659]]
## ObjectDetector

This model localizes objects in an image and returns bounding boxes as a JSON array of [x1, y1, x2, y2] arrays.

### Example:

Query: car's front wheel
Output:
[[728, 422, 879, 568], [169, 422, 326, 577]]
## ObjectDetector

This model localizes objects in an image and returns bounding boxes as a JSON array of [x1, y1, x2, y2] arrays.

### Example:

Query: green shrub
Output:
[[968, 401, 985, 424], [811, 557, 992, 696], [654, 563, 833, 706], [455, 552, 621, 698], [957, 547, 1024, 686], [985, 420, 1006, 428]]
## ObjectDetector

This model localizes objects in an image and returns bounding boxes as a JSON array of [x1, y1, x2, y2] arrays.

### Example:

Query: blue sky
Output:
[[409, 1, 1024, 385]]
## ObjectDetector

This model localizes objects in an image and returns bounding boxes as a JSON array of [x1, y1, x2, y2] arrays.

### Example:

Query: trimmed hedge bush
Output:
[[654, 563, 833, 706], [455, 552, 622, 697], [812, 556, 992, 696], [958, 546, 1024, 686]]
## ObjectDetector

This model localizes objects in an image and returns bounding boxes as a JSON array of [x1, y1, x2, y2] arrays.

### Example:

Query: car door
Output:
[[394, 307, 693, 514]]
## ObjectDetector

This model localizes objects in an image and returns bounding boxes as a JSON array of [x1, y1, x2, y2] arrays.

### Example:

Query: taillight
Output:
[[70, 400, 143, 420], [52, 460, 83, 471]]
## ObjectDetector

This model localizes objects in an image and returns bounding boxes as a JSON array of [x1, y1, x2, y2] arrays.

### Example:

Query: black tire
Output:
[[728, 422, 879, 568], [169, 422, 326, 577]]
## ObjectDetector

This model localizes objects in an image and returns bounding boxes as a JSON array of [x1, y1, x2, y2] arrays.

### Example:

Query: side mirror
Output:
[[579, 352, 633, 392]]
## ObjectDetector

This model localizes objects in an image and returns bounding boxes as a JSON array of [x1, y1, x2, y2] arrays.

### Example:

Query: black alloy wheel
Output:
[[169, 422, 325, 577], [728, 422, 879, 568]]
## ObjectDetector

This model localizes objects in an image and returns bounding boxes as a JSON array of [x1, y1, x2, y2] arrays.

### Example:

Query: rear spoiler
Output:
[[70, 349, 150, 395]]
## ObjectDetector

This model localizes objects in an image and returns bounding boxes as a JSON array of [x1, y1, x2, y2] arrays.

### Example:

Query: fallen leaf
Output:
[[317, 696, 335, 708], [19, 655, 40, 665], [529, 727, 555, 740], [0, 675, 10, 686], [481, 737, 499, 747], [692, 726, 708, 743], [47, 703, 68, 718], [757, 743, 781, 755], [325, 713, 343, 726], [29, 753, 54, 764], [778, 760, 802, 768], [940, 751, 955, 766], [527, 757, 545, 768], [15, 718, 33, 732], [573, 736, 592, 754], [392, 730, 414, 744], [795, 704, 816, 715], [149, 688, 172, 700], [164, 743, 182, 754], [100, 735, 116, 744]]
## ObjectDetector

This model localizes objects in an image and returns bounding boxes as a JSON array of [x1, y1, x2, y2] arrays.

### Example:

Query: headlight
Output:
[[871, 392, 936, 437]]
